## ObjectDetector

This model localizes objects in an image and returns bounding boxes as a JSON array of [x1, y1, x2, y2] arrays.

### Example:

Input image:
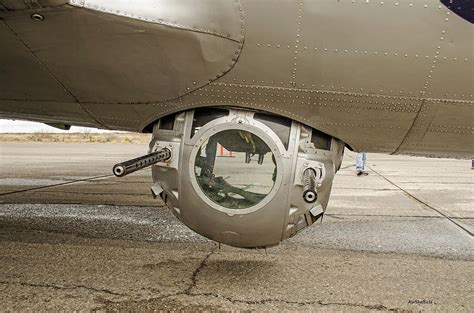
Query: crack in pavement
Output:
[[127, 246, 402, 311], [92, 245, 219, 309], [0, 246, 410, 311], [174, 245, 404, 311], [0, 280, 125, 297], [183, 246, 217, 295], [175, 292, 403, 311]]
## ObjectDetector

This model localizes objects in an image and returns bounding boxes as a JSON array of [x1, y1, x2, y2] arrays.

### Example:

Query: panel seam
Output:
[[2, 18, 109, 129], [392, 99, 426, 155]]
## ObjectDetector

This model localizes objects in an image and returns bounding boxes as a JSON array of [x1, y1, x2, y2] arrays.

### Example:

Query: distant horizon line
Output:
[[0, 119, 122, 133]]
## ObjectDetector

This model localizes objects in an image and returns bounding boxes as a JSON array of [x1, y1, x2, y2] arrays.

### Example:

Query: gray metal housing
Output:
[[150, 109, 344, 248]]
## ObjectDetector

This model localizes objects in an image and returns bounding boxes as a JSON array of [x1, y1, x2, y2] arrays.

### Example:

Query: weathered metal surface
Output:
[[0, 21, 74, 102], [149, 108, 344, 247], [69, 0, 245, 42], [0, 0, 472, 158], [1, 4, 243, 103], [0, 0, 67, 10]]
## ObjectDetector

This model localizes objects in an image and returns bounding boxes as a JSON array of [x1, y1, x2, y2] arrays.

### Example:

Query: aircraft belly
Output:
[[68, 0, 245, 43], [0, 1, 472, 158], [174, 84, 422, 154], [0, 99, 99, 129], [0, 21, 74, 102], [214, 0, 473, 157], [396, 99, 474, 158], [1, 5, 243, 104]]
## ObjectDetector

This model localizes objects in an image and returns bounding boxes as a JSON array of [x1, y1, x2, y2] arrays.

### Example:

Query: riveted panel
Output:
[[424, 7, 474, 101], [139, 83, 421, 153], [296, 0, 448, 96], [69, 0, 245, 42], [3, 4, 243, 103], [396, 99, 474, 158], [416, 100, 473, 158], [0, 1, 472, 159], [395, 100, 439, 154], [81, 101, 182, 131], [0, 21, 74, 102], [219, 0, 299, 87]]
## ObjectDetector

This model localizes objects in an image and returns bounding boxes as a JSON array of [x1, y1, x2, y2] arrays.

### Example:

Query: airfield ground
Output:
[[0, 140, 472, 311]]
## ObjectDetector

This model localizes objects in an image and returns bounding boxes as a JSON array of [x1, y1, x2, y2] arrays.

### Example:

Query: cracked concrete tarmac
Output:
[[0, 143, 473, 311]]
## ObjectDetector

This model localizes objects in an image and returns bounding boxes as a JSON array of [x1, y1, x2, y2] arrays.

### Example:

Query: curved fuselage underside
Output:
[[0, 0, 472, 158]]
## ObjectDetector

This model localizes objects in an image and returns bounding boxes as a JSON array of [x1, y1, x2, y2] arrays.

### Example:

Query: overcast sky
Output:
[[0, 119, 114, 133]]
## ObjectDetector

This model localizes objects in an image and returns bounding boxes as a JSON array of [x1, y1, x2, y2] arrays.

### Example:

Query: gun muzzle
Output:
[[302, 168, 318, 203], [113, 148, 171, 177]]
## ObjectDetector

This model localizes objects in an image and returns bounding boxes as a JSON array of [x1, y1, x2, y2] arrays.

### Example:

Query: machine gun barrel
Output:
[[302, 168, 318, 203], [113, 148, 171, 177]]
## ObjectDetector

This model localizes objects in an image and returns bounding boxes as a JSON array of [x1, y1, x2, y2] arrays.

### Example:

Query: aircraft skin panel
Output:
[[424, 11, 473, 101], [68, 0, 245, 43], [172, 83, 422, 154], [222, 0, 442, 97], [1, 5, 243, 104], [0, 1, 472, 159], [0, 99, 99, 128], [0, 0, 67, 10], [0, 20, 74, 102], [415, 100, 474, 155]]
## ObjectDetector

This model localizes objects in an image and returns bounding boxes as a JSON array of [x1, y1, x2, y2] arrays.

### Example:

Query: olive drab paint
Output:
[[0, 0, 472, 158]]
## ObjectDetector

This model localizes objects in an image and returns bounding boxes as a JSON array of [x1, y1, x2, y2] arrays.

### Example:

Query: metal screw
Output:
[[31, 13, 44, 21]]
